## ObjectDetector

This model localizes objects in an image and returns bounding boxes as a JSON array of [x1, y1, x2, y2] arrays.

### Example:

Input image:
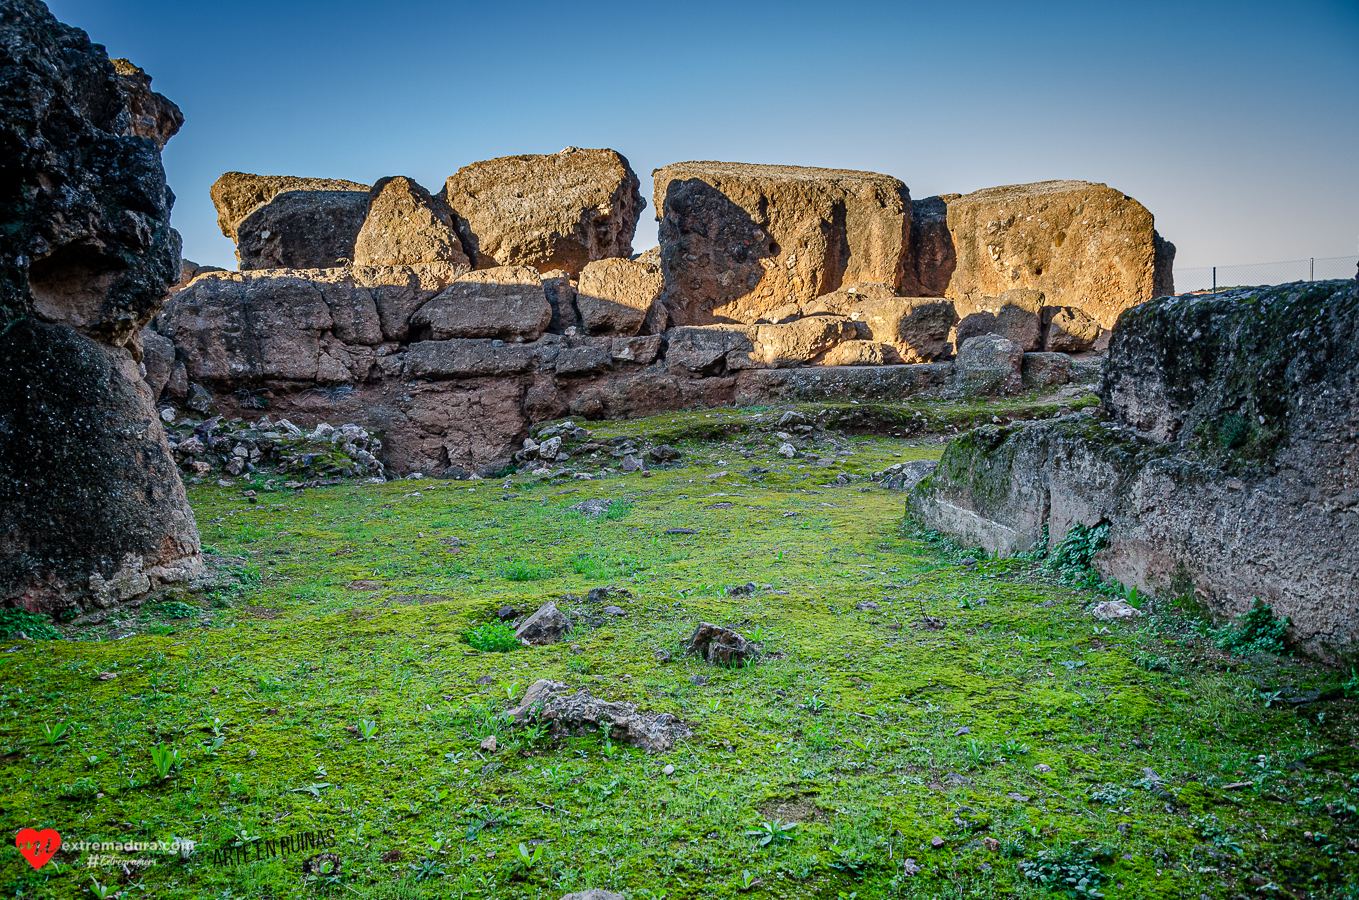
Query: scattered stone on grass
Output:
[[931, 836, 946, 849], [685, 622, 760, 667], [587, 586, 632, 603], [569, 498, 611, 518], [515, 601, 572, 645], [664, 527, 698, 535], [506, 680, 690, 753], [560, 891, 626, 900], [1092, 600, 1141, 620]]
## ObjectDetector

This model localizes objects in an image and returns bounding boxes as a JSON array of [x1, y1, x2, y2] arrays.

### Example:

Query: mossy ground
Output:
[[3, 403, 1357, 900]]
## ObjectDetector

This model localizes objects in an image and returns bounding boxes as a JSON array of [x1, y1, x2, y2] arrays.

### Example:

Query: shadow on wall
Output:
[[658, 178, 776, 325], [237, 189, 370, 270], [905, 195, 957, 297]]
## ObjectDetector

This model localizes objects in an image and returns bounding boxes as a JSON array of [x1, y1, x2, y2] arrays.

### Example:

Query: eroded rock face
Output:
[[410, 266, 551, 342], [1041, 305, 1101, 352], [156, 268, 383, 385], [443, 147, 643, 277], [0, 0, 199, 615], [952, 334, 1024, 397], [909, 281, 1359, 662], [353, 176, 470, 268], [576, 257, 665, 336], [953, 288, 1043, 352], [923, 181, 1172, 330], [903, 195, 956, 296], [653, 161, 912, 326]]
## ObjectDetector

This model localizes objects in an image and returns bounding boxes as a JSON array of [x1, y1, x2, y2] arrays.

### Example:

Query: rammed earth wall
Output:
[[909, 279, 1359, 662]]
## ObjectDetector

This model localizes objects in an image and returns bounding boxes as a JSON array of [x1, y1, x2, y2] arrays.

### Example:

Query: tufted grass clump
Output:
[[463, 621, 521, 652], [499, 562, 553, 582]]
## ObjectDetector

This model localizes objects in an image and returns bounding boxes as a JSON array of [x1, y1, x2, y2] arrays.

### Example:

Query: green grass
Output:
[[1, 405, 1356, 899]]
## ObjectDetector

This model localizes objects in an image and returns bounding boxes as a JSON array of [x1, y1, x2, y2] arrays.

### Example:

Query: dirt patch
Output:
[[243, 606, 282, 620], [756, 795, 828, 824], [385, 594, 455, 606]]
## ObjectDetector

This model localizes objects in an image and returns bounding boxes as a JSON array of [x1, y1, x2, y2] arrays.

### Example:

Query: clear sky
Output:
[[49, 0, 1359, 277]]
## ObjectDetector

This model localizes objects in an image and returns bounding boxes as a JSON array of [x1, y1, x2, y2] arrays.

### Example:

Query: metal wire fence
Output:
[[1174, 255, 1358, 293]]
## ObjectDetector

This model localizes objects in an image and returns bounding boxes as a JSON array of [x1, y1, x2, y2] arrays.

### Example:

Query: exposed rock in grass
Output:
[[1092, 600, 1140, 620], [506, 679, 690, 753], [685, 622, 760, 666], [569, 498, 611, 518], [878, 460, 938, 491], [515, 601, 571, 645]]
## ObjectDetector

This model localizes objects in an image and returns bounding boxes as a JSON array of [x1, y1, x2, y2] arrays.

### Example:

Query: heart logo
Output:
[[15, 828, 61, 870]]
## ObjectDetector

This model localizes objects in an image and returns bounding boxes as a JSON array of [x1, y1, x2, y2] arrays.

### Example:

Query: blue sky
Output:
[[49, 0, 1359, 276]]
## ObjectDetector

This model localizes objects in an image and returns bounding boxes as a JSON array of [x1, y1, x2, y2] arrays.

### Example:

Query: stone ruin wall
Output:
[[147, 156, 1175, 477], [1, 0, 200, 617]]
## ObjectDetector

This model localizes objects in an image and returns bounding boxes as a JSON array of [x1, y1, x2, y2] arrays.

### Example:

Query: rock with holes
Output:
[[506, 679, 690, 753], [664, 326, 758, 377], [880, 459, 938, 492], [514, 601, 572, 646], [443, 147, 643, 277], [752, 316, 856, 367], [1042, 305, 1103, 352], [802, 283, 954, 362], [953, 288, 1044, 352], [231, 184, 372, 271], [685, 622, 760, 667], [654, 161, 912, 326], [569, 498, 611, 518], [922, 180, 1174, 329], [821, 340, 886, 366], [1092, 600, 1140, 620]]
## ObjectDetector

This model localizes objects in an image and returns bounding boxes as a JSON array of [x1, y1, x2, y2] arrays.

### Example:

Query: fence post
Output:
[[1310, 258, 1314, 282], [1212, 267, 1216, 293]]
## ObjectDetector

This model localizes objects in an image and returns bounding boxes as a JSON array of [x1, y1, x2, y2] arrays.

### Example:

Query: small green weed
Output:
[[0, 607, 62, 640], [463, 621, 521, 652], [500, 562, 553, 582], [41, 721, 70, 745], [155, 600, 198, 619], [1020, 841, 1106, 897], [1216, 601, 1289, 655], [149, 744, 180, 780], [745, 818, 797, 848]]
